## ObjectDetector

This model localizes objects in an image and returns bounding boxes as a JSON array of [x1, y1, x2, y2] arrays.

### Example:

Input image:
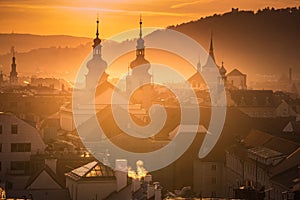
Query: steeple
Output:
[[139, 15, 142, 39], [209, 31, 216, 63], [219, 61, 227, 77], [92, 17, 102, 56], [10, 46, 18, 84], [136, 15, 145, 54], [96, 16, 99, 39]]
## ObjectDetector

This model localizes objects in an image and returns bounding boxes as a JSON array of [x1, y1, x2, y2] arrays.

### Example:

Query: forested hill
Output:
[[168, 7, 300, 79]]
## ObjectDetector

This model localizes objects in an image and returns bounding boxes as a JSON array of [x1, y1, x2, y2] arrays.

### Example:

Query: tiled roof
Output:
[[244, 129, 299, 155]]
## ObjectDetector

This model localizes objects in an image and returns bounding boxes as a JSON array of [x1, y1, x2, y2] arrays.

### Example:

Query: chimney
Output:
[[45, 158, 57, 174], [145, 174, 152, 183], [147, 184, 155, 199], [115, 159, 128, 192], [132, 178, 141, 192], [154, 182, 161, 200]]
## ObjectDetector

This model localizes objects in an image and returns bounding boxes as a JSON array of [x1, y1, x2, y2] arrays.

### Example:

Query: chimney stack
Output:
[[132, 178, 141, 192], [115, 159, 128, 192], [154, 182, 162, 200]]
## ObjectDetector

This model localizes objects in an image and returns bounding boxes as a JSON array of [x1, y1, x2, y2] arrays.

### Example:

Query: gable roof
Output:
[[25, 165, 65, 189], [244, 129, 299, 155]]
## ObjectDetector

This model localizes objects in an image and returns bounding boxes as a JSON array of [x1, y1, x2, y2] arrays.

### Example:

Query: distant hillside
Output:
[[0, 43, 92, 81], [0, 7, 299, 84], [168, 7, 300, 81], [0, 33, 91, 54]]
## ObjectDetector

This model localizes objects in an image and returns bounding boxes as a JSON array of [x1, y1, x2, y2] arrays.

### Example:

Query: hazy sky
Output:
[[1, 0, 299, 38]]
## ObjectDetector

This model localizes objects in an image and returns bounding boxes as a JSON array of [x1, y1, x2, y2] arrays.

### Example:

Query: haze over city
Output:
[[0, 1, 300, 200]]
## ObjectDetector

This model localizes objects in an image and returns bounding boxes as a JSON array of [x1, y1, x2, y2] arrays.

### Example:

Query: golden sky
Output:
[[1, 0, 299, 38]]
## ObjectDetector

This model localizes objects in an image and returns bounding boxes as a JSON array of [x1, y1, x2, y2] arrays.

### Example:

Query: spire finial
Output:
[[209, 30, 216, 62], [11, 46, 15, 57], [139, 14, 142, 39], [96, 14, 99, 38]]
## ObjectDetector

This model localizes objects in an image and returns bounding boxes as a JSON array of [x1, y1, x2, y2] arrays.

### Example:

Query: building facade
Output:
[[0, 113, 45, 189]]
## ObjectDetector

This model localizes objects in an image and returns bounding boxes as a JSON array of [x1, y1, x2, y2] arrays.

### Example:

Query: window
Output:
[[0, 125, 2, 134], [0, 143, 2, 152], [211, 164, 217, 171], [0, 162, 1, 171], [11, 124, 18, 134], [11, 143, 31, 152], [10, 161, 30, 172]]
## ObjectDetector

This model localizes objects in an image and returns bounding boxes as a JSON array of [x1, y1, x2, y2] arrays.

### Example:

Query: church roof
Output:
[[227, 68, 246, 76]]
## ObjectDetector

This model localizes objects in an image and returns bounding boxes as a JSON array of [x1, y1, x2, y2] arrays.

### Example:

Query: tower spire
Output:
[[136, 15, 145, 53], [10, 46, 18, 84], [11, 46, 15, 58], [92, 16, 102, 56], [209, 31, 216, 63], [139, 14, 142, 39], [96, 15, 99, 39]]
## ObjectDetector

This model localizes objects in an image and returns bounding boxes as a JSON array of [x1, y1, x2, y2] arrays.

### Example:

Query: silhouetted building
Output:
[[85, 18, 108, 90], [189, 34, 227, 91], [126, 16, 152, 94], [227, 69, 247, 90], [225, 129, 299, 199], [9, 47, 18, 85]]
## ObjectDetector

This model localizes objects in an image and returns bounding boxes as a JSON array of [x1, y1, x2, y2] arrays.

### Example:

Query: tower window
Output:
[[0, 125, 2, 134]]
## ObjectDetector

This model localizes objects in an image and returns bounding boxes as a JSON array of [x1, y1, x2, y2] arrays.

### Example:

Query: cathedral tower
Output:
[[126, 16, 151, 94], [85, 18, 108, 90]]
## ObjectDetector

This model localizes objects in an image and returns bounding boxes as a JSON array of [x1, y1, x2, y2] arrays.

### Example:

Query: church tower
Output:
[[9, 46, 18, 85], [85, 18, 108, 90], [126, 16, 151, 94], [208, 32, 216, 63], [202, 32, 217, 70]]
